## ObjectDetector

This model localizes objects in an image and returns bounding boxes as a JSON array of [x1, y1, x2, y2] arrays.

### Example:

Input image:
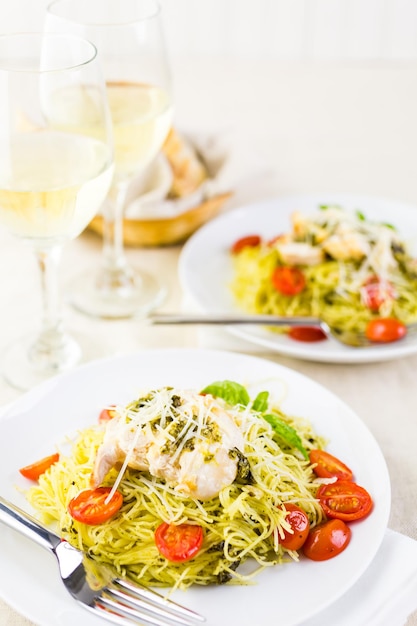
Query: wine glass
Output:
[[0, 33, 114, 390], [46, 0, 173, 319]]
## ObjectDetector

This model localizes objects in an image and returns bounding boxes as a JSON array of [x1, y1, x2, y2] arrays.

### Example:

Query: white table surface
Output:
[[1, 58, 417, 625]]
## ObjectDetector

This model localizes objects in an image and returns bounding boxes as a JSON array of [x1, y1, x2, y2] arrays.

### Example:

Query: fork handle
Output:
[[149, 313, 322, 326], [0, 496, 61, 552]]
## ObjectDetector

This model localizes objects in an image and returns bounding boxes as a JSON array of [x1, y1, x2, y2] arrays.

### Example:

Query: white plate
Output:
[[0, 349, 390, 626], [179, 193, 417, 363]]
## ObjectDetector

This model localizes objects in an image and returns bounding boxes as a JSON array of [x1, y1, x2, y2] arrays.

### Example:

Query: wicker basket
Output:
[[88, 191, 232, 247]]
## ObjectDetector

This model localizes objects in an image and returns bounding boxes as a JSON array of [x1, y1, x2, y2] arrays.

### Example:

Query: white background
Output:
[[2, 0, 417, 60]]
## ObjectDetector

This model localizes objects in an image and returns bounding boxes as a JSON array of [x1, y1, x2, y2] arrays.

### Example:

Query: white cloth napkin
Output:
[[124, 127, 270, 219]]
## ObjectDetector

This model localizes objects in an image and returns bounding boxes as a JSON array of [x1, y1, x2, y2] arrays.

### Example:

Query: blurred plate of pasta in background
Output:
[[179, 194, 417, 363], [0, 349, 390, 626]]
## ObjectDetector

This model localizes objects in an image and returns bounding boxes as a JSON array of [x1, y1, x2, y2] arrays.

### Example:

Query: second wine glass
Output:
[[46, 0, 173, 319]]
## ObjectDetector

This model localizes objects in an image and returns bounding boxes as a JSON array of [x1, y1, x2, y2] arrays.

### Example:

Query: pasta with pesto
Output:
[[231, 205, 417, 336], [26, 380, 327, 589]]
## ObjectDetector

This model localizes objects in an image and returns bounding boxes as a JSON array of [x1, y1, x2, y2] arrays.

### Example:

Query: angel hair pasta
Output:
[[26, 380, 327, 589], [230, 205, 417, 337]]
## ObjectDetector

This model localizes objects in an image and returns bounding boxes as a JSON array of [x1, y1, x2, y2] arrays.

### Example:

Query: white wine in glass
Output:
[[0, 33, 114, 390], [46, 0, 173, 319]]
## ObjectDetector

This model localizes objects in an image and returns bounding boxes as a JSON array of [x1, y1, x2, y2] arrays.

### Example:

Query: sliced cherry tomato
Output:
[[365, 318, 407, 343], [317, 481, 373, 521], [68, 487, 123, 525], [155, 522, 204, 562], [19, 453, 60, 480], [309, 450, 354, 481], [303, 519, 351, 561], [231, 235, 261, 254], [288, 327, 327, 343], [99, 406, 117, 423], [272, 266, 306, 296], [279, 504, 310, 550], [361, 275, 395, 312]]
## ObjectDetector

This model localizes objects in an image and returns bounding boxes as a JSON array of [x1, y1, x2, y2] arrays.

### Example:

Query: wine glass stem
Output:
[[97, 180, 137, 293], [102, 181, 129, 273], [37, 246, 63, 338], [29, 245, 72, 369]]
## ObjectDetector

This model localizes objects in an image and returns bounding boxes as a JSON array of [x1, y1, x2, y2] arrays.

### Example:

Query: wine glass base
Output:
[[69, 266, 167, 319], [2, 332, 81, 392], [2, 330, 107, 391]]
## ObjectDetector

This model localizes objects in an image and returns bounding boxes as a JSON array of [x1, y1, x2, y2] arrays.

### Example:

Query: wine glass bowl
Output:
[[0, 33, 114, 389], [46, 0, 173, 318]]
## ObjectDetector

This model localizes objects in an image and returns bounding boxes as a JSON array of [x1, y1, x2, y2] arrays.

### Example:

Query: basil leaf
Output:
[[262, 413, 308, 459], [252, 391, 269, 413], [201, 380, 250, 407]]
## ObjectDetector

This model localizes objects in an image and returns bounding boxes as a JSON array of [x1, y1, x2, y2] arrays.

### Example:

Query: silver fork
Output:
[[149, 313, 417, 348], [0, 496, 205, 626]]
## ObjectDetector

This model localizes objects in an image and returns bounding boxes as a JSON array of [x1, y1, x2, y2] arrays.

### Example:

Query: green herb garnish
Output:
[[262, 413, 308, 459], [252, 390, 269, 412], [202, 380, 308, 459], [200, 380, 250, 407]]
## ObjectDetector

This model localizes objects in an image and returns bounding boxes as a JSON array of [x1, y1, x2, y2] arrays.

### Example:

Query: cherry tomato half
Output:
[[303, 519, 351, 561], [361, 275, 395, 312], [279, 504, 310, 551], [155, 522, 204, 562], [19, 453, 60, 481], [231, 235, 262, 254], [317, 481, 373, 522], [68, 487, 123, 525], [288, 327, 327, 343], [309, 450, 354, 481], [272, 266, 306, 296], [99, 406, 117, 423], [365, 318, 407, 343]]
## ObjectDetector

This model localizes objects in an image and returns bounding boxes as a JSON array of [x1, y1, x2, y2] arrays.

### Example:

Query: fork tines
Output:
[[94, 577, 205, 626]]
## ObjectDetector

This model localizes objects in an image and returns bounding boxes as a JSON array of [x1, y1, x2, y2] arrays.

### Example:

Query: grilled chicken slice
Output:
[[91, 389, 245, 501]]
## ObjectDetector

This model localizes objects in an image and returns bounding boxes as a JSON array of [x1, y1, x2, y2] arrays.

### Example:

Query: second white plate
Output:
[[179, 193, 417, 363]]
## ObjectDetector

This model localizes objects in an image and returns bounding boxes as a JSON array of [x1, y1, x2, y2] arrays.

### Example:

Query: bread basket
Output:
[[88, 128, 232, 247]]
